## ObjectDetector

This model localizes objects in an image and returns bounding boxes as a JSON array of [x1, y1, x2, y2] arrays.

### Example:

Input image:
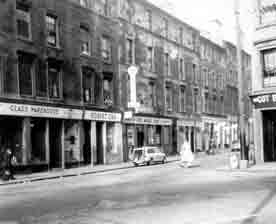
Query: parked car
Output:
[[132, 147, 167, 166]]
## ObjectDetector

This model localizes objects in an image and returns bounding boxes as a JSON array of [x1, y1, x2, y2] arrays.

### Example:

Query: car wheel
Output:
[[162, 157, 167, 164], [146, 161, 150, 166], [134, 163, 138, 167]]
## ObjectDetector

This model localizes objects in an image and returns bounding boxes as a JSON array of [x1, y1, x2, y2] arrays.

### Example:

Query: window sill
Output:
[[17, 37, 33, 45], [47, 44, 62, 51]]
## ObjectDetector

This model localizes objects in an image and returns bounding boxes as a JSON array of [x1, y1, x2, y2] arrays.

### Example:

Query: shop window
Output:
[[48, 60, 61, 99], [107, 123, 116, 153], [263, 48, 276, 87], [16, 3, 31, 40], [18, 52, 34, 96], [165, 85, 173, 111], [103, 76, 113, 106], [80, 25, 90, 56], [148, 126, 155, 145], [163, 127, 170, 145], [46, 14, 59, 47], [126, 38, 134, 64], [82, 67, 95, 104], [101, 36, 112, 63]]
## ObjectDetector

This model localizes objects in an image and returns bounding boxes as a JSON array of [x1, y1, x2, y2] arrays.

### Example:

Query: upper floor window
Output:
[[192, 64, 196, 82], [179, 27, 183, 44], [180, 86, 186, 112], [165, 85, 173, 111], [145, 10, 152, 30], [16, 4, 31, 40], [46, 14, 59, 47], [179, 58, 185, 80], [48, 60, 61, 99], [162, 18, 168, 38], [149, 81, 156, 108], [18, 52, 34, 96], [204, 92, 208, 113], [193, 89, 199, 113], [82, 67, 95, 104], [101, 36, 112, 63], [164, 53, 169, 76], [146, 46, 153, 71], [79, 0, 88, 7], [103, 76, 113, 106], [263, 48, 276, 87], [80, 25, 90, 55], [126, 38, 134, 64]]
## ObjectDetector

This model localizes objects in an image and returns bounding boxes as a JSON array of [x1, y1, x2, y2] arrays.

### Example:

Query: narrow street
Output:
[[0, 158, 276, 224]]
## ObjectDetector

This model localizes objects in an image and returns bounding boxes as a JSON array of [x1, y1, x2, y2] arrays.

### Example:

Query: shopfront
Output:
[[123, 116, 173, 161], [176, 119, 202, 154], [0, 102, 122, 173], [251, 93, 276, 163]]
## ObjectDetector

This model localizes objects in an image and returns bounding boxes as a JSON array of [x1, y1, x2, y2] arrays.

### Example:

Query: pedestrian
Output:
[[180, 137, 195, 168], [2, 147, 16, 181]]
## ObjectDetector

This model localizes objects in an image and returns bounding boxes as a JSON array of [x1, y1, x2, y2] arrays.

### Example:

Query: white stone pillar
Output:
[[22, 118, 31, 165], [90, 121, 96, 167], [102, 122, 107, 164], [253, 109, 264, 163]]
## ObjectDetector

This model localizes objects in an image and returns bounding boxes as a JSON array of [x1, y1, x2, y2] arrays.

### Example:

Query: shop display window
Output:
[[107, 123, 115, 153]]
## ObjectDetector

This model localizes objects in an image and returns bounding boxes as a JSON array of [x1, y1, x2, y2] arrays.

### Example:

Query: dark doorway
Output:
[[136, 126, 144, 147], [83, 121, 91, 165], [30, 119, 46, 163], [191, 128, 195, 153], [49, 119, 62, 169], [95, 122, 104, 165], [263, 111, 276, 162]]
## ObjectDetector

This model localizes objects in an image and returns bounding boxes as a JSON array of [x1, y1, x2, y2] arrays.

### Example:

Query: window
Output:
[[162, 18, 168, 38], [220, 95, 224, 115], [16, 4, 31, 40], [82, 67, 95, 103], [146, 46, 153, 71], [145, 10, 152, 30], [203, 69, 208, 86], [126, 38, 134, 64], [103, 76, 113, 106], [80, 25, 90, 55], [79, 0, 88, 7], [165, 85, 172, 111], [180, 86, 186, 112], [103, 0, 109, 16], [18, 52, 33, 96], [149, 81, 156, 108], [179, 27, 183, 44], [192, 64, 196, 82], [179, 58, 184, 80], [263, 49, 276, 87], [164, 53, 169, 76], [48, 60, 61, 98], [193, 89, 198, 113], [204, 93, 208, 113], [101, 36, 112, 63], [46, 14, 58, 47], [106, 123, 115, 153]]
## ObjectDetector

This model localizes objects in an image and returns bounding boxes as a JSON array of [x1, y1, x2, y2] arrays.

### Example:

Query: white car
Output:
[[132, 147, 167, 166]]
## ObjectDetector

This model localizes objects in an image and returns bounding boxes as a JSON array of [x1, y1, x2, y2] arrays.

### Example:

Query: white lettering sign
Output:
[[252, 95, 270, 104], [124, 116, 172, 126]]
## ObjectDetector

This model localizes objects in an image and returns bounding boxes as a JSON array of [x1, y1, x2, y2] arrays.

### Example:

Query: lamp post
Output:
[[234, 0, 248, 168]]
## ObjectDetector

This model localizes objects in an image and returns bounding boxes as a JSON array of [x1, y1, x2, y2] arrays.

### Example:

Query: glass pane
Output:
[[18, 54, 33, 96]]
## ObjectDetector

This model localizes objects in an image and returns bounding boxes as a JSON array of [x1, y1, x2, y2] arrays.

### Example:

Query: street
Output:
[[0, 159, 276, 224]]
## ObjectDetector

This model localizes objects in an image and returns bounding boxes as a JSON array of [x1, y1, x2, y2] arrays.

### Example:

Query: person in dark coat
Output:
[[2, 148, 15, 180]]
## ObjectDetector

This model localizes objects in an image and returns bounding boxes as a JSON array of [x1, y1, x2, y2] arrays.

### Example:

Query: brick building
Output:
[[0, 0, 124, 172], [0, 0, 252, 173]]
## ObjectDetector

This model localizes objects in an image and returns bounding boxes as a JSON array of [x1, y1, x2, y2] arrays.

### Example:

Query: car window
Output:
[[147, 148, 155, 154], [134, 150, 143, 157]]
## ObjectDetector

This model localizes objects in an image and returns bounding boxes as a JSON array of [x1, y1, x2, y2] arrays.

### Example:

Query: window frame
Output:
[[80, 25, 91, 56], [126, 38, 134, 65], [47, 60, 62, 99], [46, 14, 59, 48], [16, 4, 32, 41], [101, 36, 112, 63]]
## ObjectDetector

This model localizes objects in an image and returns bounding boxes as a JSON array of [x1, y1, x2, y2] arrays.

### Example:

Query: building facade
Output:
[[0, 0, 124, 173], [251, 0, 276, 163], [0, 0, 252, 173]]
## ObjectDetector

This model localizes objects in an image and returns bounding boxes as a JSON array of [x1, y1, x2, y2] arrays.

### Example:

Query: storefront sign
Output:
[[0, 102, 121, 122], [124, 116, 172, 126], [251, 93, 276, 109], [177, 120, 202, 128]]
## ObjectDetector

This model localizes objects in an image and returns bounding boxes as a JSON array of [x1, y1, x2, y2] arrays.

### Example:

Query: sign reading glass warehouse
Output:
[[251, 93, 276, 109]]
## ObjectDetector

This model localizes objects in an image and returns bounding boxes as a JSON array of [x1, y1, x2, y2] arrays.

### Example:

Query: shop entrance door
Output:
[[191, 128, 195, 153], [96, 122, 104, 164], [136, 126, 144, 147], [83, 121, 91, 165], [49, 119, 62, 169], [263, 111, 276, 162]]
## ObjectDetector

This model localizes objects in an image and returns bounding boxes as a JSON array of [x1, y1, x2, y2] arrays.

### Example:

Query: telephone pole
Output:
[[234, 0, 247, 165]]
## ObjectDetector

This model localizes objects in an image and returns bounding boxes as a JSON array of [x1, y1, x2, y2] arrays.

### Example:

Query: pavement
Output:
[[0, 155, 181, 186]]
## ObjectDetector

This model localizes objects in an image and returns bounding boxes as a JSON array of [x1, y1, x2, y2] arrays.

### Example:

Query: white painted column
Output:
[[102, 122, 107, 164], [90, 121, 96, 167], [253, 109, 264, 163], [22, 118, 31, 165]]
